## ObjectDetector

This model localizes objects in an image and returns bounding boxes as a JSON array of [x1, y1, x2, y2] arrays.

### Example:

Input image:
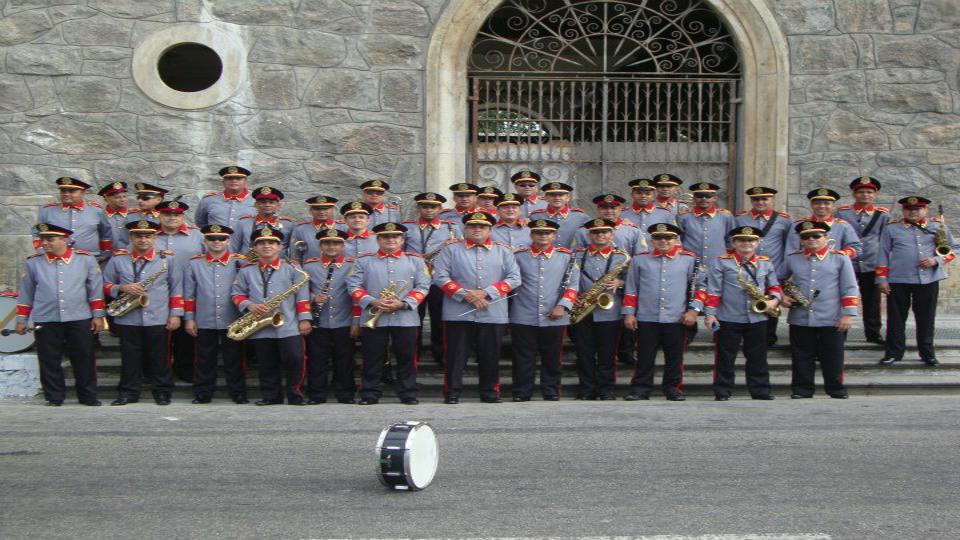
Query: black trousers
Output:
[[885, 281, 938, 361], [115, 324, 172, 399], [618, 328, 636, 364], [789, 325, 846, 397], [766, 316, 779, 343], [572, 318, 619, 397], [35, 320, 98, 403], [857, 271, 883, 340], [510, 324, 566, 399], [631, 322, 686, 397], [359, 326, 418, 400], [443, 321, 505, 400], [169, 327, 195, 382], [417, 285, 444, 365], [251, 336, 306, 403], [306, 326, 356, 401], [193, 329, 245, 399], [713, 320, 771, 398]]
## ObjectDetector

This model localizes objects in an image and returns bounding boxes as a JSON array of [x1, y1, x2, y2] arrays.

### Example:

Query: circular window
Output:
[[133, 25, 246, 110], [157, 43, 223, 93]]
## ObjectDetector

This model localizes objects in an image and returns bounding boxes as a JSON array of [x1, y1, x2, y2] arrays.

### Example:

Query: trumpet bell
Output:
[[596, 293, 615, 310]]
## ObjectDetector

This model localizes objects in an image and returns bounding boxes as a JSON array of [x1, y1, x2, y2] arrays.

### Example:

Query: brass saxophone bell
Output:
[[596, 293, 615, 310], [936, 245, 952, 257]]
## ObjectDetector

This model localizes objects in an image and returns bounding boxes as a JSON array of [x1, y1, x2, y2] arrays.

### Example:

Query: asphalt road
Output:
[[1, 396, 958, 540]]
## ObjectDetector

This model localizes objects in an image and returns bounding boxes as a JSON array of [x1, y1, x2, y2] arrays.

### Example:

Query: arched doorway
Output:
[[469, 0, 741, 206], [425, 0, 789, 209]]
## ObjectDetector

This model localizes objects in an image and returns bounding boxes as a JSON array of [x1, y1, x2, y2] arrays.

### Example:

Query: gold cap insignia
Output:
[[535, 219, 546, 227], [385, 223, 396, 232], [326, 229, 338, 237], [638, 180, 649, 187], [483, 187, 494, 193], [425, 193, 436, 201], [169, 201, 179, 209], [457, 183, 468, 190], [504, 193, 515, 200], [751, 187, 763, 194], [113, 182, 123, 189], [818, 188, 828, 196], [261, 187, 272, 195], [699, 183, 710, 190], [227, 166, 238, 174], [593, 219, 605, 227], [317, 196, 326, 203], [38, 224, 49, 232], [471, 212, 486, 220], [656, 224, 668, 232], [603, 194, 614, 202], [550, 183, 561, 190], [908, 197, 918, 204], [135, 183, 145, 191], [802, 222, 814, 230], [351, 201, 362, 209], [659, 174, 669, 182], [138, 220, 149, 229], [260, 226, 273, 235], [860, 177, 871, 184], [371, 180, 382, 187], [743, 227, 754, 235], [211, 225, 222, 233]]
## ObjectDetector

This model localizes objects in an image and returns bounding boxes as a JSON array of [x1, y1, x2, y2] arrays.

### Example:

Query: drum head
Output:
[[406, 423, 438, 490], [0, 296, 34, 354]]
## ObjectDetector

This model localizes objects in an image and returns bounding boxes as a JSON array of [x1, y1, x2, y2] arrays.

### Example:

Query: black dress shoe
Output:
[[357, 398, 379, 405], [111, 397, 138, 406], [575, 394, 596, 401], [401, 397, 419, 405], [443, 396, 459, 404], [878, 357, 900, 366], [337, 398, 356, 404], [512, 396, 530, 402], [307, 398, 327, 405], [543, 395, 559, 401], [287, 399, 307, 406], [714, 395, 730, 401], [828, 392, 849, 399], [665, 394, 686, 402], [254, 399, 282, 406], [751, 394, 775, 400], [232, 396, 250, 404], [80, 400, 102, 406], [623, 392, 650, 401], [767, 337, 778, 347], [191, 396, 211, 404], [597, 394, 617, 401], [791, 393, 812, 399], [922, 357, 940, 366], [155, 394, 171, 406], [866, 336, 886, 345], [46, 400, 63, 407], [481, 396, 503, 404]]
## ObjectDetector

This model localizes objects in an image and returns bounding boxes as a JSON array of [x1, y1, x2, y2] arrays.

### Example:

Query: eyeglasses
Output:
[[802, 234, 824, 239], [692, 194, 713, 199], [137, 195, 159, 201]]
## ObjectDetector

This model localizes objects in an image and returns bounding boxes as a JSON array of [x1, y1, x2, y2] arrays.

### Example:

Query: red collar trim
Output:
[[808, 214, 834, 223], [313, 218, 336, 228], [853, 203, 875, 213], [465, 239, 493, 250], [139, 209, 160, 218], [547, 205, 569, 218], [377, 249, 404, 259], [530, 244, 555, 257], [525, 195, 540, 203], [631, 203, 656, 213], [131, 249, 156, 262], [588, 245, 613, 256], [61, 201, 85, 210], [45, 248, 73, 263], [322, 255, 346, 267], [732, 252, 759, 266], [751, 209, 773, 219], [162, 224, 190, 235], [206, 251, 232, 264], [654, 245, 682, 258], [258, 257, 281, 270], [223, 189, 249, 201], [455, 206, 478, 215], [370, 203, 386, 213], [347, 229, 370, 240], [419, 218, 442, 229], [803, 245, 831, 258], [694, 206, 718, 217], [657, 196, 675, 204], [255, 216, 278, 225], [105, 206, 128, 217]]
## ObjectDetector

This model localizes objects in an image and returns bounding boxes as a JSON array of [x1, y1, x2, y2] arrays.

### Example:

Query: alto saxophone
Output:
[[423, 225, 457, 276], [935, 204, 952, 257], [106, 259, 168, 317], [363, 279, 409, 329], [570, 250, 631, 325], [226, 266, 310, 341], [736, 266, 781, 318], [782, 277, 819, 309]]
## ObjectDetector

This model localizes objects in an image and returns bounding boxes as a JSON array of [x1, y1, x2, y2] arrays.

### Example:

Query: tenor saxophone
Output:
[[737, 266, 781, 317], [226, 266, 310, 341], [106, 260, 168, 317], [363, 279, 409, 329], [782, 277, 819, 309], [935, 205, 952, 257], [569, 250, 631, 325]]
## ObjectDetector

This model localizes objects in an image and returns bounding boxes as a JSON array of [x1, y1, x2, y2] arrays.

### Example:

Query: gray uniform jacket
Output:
[[676, 208, 736, 263], [657, 198, 689, 218], [367, 203, 402, 228], [835, 205, 890, 273], [876, 218, 958, 285], [303, 256, 357, 329], [734, 211, 792, 274], [528, 207, 593, 249], [575, 247, 630, 323], [402, 219, 459, 257], [574, 220, 640, 255], [347, 251, 431, 328], [491, 222, 530, 252], [289, 220, 348, 264], [622, 247, 700, 323], [231, 259, 311, 339], [16, 249, 105, 324], [621, 204, 675, 252], [786, 217, 861, 262], [782, 249, 860, 327], [232, 216, 294, 254], [125, 209, 161, 225], [195, 191, 256, 230], [343, 231, 379, 260], [510, 246, 580, 327], [103, 250, 185, 326], [155, 226, 205, 276], [100, 208, 131, 251], [702, 254, 782, 324], [38, 201, 109, 255], [182, 252, 245, 330], [438, 207, 478, 235], [520, 196, 548, 218], [432, 240, 521, 324]]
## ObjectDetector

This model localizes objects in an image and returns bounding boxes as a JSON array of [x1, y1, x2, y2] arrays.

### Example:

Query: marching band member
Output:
[[653, 173, 689, 217], [677, 182, 736, 262], [182, 225, 248, 404], [528, 182, 591, 249], [572, 218, 630, 400], [403, 192, 458, 368], [786, 188, 861, 260], [125, 182, 167, 225], [303, 228, 359, 404], [574, 194, 640, 254], [290, 195, 345, 264], [360, 179, 400, 227], [491, 193, 530, 251], [511, 169, 547, 218], [477, 186, 503, 213], [98, 181, 131, 252], [621, 178, 674, 251], [231, 225, 312, 405], [510, 219, 580, 401], [347, 222, 430, 405], [736, 186, 792, 346], [439, 183, 481, 232], [195, 166, 255, 230], [16, 224, 105, 406], [38, 177, 110, 256], [877, 196, 957, 367], [701, 226, 782, 401], [622, 223, 699, 401], [836, 177, 889, 345], [231, 187, 293, 256], [780, 221, 859, 399], [103, 220, 184, 406], [340, 201, 378, 259], [432, 211, 520, 404]]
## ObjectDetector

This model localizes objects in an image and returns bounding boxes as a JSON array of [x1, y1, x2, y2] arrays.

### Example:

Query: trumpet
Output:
[[363, 279, 408, 329]]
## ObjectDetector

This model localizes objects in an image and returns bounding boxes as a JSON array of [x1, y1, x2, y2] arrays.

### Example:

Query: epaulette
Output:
[[357, 252, 376, 258], [238, 215, 256, 220], [26, 253, 43, 259], [757, 255, 770, 260], [718, 208, 732, 214], [112, 249, 130, 256], [402, 219, 416, 223], [736, 210, 748, 216], [406, 252, 423, 258], [88, 201, 102, 208], [678, 209, 690, 215], [788, 250, 804, 256], [557, 247, 573, 254], [187, 224, 199, 229], [303, 257, 322, 263], [74, 249, 93, 256], [570, 208, 586, 213], [838, 204, 852, 210], [190, 253, 205, 259], [779, 211, 791, 217], [160, 249, 175, 256], [635, 251, 651, 255], [529, 209, 546, 215], [515, 247, 531, 253], [575, 247, 587, 253], [278, 216, 293, 222], [346, 257, 355, 262], [932, 216, 943, 223], [680, 250, 696, 257], [127, 209, 141, 215], [831, 250, 847, 255], [230, 253, 246, 260], [241, 261, 258, 267], [619, 221, 638, 228], [835, 218, 850, 224], [719, 254, 734, 259], [43, 202, 60, 207], [203, 191, 218, 198], [877, 206, 889, 213]]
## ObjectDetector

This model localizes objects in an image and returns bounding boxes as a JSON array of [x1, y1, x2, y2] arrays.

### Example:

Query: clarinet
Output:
[[555, 248, 578, 315], [311, 265, 336, 328]]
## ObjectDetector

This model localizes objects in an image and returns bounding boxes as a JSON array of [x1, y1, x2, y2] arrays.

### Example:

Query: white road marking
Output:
[[161, 417, 180, 422], [307, 535, 832, 540]]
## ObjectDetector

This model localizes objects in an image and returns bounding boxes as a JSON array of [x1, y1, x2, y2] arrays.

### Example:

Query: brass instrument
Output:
[[244, 250, 257, 263], [226, 266, 310, 341], [935, 204, 952, 257], [363, 279, 409, 329], [736, 266, 781, 317], [423, 225, 457, 275], [782, 277, 819, 309], [106, 260, 168, 317], [569, 250, 631, 325]]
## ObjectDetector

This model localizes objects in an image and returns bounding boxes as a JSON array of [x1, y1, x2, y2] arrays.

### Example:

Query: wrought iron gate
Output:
[[468, 0, 741, 204]]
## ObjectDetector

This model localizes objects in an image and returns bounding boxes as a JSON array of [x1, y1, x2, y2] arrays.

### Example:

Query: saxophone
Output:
[[226, 266, 310, 341], [423, 225, 457, 276], [935, 205, 952, 257], [570, 250, 631, 324], [782, 277, 819, 309], [736, 266, 781, 317], [106, 259, 168, 317], [363, 279, 409, 329]]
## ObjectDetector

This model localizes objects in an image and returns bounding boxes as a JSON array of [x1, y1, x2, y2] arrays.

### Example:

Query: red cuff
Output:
[[103, 282, 114, 296], [842, 247, 856, 259], [232, 295, 249, 307], [99, 239, 113, 251], [492, 281, 512, 296], [841, 296, 860, 308], [694, 289, 708, 303], [169, 296, 184, 309], [184, 299, 196, 313], [441, 280, 463, 297], [351, 304, 362, 317], [16, 304, 31, 317], [944, 253, 956, 264], [623, 294, 638, 308], [875, 266, 889, 278], [89, 299, 105, 311], [704, 294, 721, 308], [406, 290, 426, 305], [296, 300, 311, 314], [562, 288, 578, 303], [765, 285, 783, 296], [351, 289, 370, 302]]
